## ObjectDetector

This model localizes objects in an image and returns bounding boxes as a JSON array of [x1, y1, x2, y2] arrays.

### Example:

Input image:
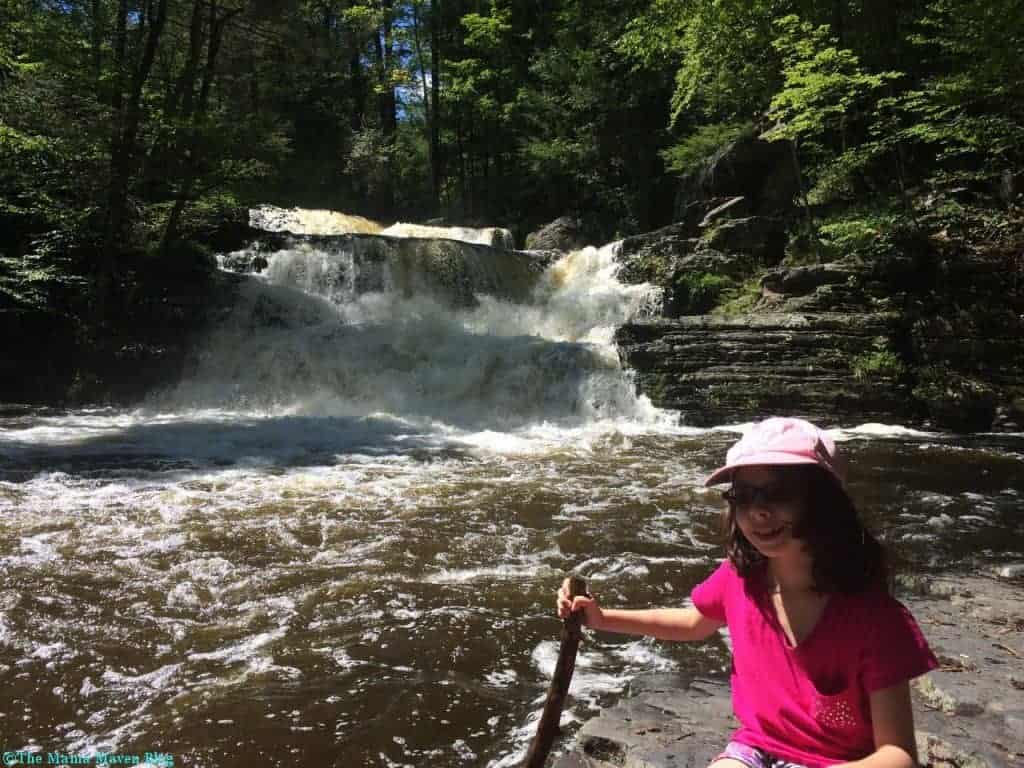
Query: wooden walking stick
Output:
[[523, 575, 589, 768]]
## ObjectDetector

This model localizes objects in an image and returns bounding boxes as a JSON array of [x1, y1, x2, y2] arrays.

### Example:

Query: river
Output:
[[1, 225, 1022, 767]]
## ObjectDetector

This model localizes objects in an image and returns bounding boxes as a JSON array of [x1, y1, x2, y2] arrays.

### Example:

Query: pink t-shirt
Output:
[[691, 560, 938, 767]]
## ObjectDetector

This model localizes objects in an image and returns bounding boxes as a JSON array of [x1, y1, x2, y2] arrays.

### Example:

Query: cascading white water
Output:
[[167, 237, 675, 437]]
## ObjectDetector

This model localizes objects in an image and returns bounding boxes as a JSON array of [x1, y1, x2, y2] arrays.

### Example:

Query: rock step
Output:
[[615, 313, 910, 427]]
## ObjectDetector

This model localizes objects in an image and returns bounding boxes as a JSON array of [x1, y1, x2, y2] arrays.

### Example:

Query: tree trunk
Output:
[[167, 0, 205, 119], [103, 0, 169, 261], [90, 0, 103, 87], [110, 0, 127, 113], [789, 140, 818, 262], [349, 36, 365, 132], [370, 1, 396, 212], [381, 0, 398, 141], [456, 114, 466, 216], [430, 0, 442, 209], [833, 0, 845, 46], [411, 2, 431, 130], [161, 3, 239, 259], [248, 52, 259, 112]]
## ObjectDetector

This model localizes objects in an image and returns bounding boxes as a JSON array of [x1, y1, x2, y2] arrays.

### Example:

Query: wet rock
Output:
[[201, 203, 262, 252], [616, 225, 759, 318], [911, 372, 999, 433], [526, 216, 593, 252], [613, 221, 1024, 428], [760, 264, 859, 298], [617, 223, 702, 287]]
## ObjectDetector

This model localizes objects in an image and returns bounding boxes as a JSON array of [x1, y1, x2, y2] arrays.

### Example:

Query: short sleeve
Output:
[[862, 595, 939, 692], [690, 560, 733, 623]]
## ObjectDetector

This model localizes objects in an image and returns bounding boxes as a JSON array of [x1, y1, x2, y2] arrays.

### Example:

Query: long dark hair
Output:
[[723, 465, 889, 594]]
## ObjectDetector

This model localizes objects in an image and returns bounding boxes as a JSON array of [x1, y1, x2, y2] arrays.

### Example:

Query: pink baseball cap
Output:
[[704, 417, 847, 487]]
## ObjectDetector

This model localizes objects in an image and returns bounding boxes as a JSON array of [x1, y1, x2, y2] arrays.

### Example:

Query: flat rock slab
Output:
[[554, 571, 1024, 768], [554, 675, 735, 768], [900, 573, 1024, 768]]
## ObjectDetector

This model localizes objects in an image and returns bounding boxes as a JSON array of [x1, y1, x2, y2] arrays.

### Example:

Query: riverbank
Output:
[[553, 568, 1024, 768]]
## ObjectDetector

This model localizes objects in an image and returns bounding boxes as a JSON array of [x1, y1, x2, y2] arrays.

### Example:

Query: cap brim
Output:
[[703, 452, 823, 487]]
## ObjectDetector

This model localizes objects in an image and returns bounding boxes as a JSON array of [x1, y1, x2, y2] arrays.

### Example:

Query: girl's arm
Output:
[[590, 605, 725, 642], [835, 681, 919, 768], [556, 581, 724, 642]]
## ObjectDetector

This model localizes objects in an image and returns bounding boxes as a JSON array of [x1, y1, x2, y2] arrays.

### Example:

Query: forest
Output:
[[1, 0, 1022, 351]]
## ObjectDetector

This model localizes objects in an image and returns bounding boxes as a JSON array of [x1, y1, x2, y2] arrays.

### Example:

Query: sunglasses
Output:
[[721, 483, 799, 509]]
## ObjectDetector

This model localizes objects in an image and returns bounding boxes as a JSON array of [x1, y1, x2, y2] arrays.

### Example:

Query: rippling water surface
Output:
[[2, 231, 1022, 766]]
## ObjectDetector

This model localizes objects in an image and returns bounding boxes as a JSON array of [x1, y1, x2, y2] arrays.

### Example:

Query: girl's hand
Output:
[[556, 577, 602, 628]]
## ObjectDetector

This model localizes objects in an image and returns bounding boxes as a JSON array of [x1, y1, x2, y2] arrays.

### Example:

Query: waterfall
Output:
[[171, 209, 671, 432]]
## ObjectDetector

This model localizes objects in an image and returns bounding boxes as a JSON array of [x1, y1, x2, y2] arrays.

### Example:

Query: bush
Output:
[[852, 339, 906, 381], [671, 271, 734, 314], [660, 122, 751, 176], [813, 207, 925, 262]]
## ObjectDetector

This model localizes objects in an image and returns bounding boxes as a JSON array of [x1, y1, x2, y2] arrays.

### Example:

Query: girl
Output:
[[556, 417, 938, 768]]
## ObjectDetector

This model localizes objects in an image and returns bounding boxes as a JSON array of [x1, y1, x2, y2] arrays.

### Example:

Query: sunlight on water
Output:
[[249, 205, 384, 235]]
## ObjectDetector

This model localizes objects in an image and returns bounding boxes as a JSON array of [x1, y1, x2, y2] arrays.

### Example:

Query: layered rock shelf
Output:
[[615, 313, 910, 428]]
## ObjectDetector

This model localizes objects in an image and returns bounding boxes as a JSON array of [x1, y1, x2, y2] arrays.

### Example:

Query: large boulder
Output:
[[675, 134, 799, 217], [525, 216, 593, 252]]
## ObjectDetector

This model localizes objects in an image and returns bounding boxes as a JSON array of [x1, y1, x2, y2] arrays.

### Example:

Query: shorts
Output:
[[714, 740, 809, 768]]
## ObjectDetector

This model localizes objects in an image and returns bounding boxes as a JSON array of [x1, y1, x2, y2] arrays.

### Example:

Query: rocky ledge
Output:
[[553, 570, 1024, 768], [615, 313, 909, 428], [611, 213, 1024, 432], [600, 133, 1024, 433]]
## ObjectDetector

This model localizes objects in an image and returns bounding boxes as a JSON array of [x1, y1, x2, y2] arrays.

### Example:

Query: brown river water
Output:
[[1, 233, 1022, 767]]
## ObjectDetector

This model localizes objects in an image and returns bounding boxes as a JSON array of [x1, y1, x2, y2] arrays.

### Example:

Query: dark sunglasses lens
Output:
[[756, 486, 783, 505], [724, 484, 793, 507], [723, 487, 753, 506]]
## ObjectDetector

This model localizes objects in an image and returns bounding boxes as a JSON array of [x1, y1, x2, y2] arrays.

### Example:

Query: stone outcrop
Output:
[[526, 216, 595, 252], [615, 313, 911, 427], [611, 200, 1024, 431], [616, 214, 789, 318], [674, 134, 799, 218], [554, 570, 1024, 768]]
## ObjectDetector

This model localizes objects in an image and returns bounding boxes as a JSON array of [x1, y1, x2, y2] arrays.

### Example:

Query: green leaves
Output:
[[764, 15, 899, 144], [659, 122, 749, 177], [899, 0, 1024, 184], [461, 6, 512, 50]]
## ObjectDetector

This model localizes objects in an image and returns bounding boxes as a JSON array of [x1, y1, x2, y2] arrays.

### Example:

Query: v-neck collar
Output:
[[775, 591, 833, 651], [754, 568, 835, 651]]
